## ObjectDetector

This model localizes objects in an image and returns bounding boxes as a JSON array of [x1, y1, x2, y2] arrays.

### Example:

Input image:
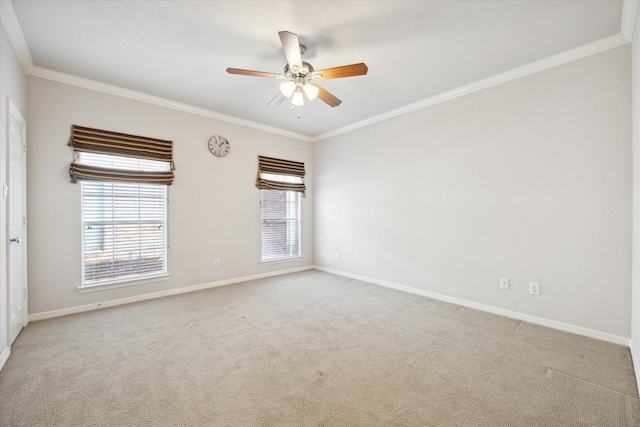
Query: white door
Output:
[[7, 101, 27, 345]]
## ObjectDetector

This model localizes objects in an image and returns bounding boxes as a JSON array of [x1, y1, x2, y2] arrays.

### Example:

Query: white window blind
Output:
[[79, 153, 168, 286], [261, 174, 301, 261]]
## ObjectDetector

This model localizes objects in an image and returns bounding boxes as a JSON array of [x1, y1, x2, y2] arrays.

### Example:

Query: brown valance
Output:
[[68, 125, 174, 168], [69, 163, 175, 186], [255, 155, 306, 195], [68, 125, 174, 185], [257, 155, 305, 177]]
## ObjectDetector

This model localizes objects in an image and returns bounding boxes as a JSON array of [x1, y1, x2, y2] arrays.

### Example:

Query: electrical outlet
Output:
[[500, 278, 509, 290], [336, 251, 340, 259], [529, 282, 540, 296], [214, 259, 220, 268]]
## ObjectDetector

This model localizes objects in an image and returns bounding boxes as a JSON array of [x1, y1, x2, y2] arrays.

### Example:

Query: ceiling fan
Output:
[[226, 31, 368, 111]]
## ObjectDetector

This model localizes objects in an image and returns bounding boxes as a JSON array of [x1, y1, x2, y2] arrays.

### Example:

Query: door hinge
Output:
[[23, 289, 27, 299], [2, 182, 7, 199]]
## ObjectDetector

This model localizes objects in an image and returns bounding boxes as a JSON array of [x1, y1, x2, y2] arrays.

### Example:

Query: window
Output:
[[79, 153, 168, 286], [68, 125, 174, 288], [255, 156, 305, 262], [261, 186, 301, 261]]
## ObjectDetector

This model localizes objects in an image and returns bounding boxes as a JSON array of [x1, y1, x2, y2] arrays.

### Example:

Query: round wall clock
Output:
[[208, 135, 230, 157]]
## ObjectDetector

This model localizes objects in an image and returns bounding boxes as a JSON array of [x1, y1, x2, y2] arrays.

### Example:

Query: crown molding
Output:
[[0, 0, 34, 73], [1, 0, 310, 143], [621, 0, 638, 41], [2, 0, 632, 144], [28, 66, 312, 142], [311, 33, 630, 142]]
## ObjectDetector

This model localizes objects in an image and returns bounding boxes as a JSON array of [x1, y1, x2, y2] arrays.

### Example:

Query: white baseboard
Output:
[[314, 266, 630, 347], [28, 265, 314, 322], [0, 346, 10, 371], [27, 264, 630, 347], [631, 340, 640, 391]]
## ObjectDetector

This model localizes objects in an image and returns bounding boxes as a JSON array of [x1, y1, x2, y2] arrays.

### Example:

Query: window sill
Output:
[[77, 273, 171, 293], [261, 256, 303, 266]]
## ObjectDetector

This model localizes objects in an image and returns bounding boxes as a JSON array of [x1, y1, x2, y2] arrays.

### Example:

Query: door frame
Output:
[[6, 98, 27, 346]]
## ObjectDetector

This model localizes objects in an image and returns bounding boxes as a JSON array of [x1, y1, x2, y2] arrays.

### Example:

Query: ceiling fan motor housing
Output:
[[284, 61, 315, 80], [226, 32, 367, 108]]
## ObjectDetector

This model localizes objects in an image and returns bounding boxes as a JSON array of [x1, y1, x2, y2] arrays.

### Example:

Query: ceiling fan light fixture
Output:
[[280, 81, 296, 97], [303, 83, 319, 100], [292, 90, 304, 106], [227, 31, 368, 111]]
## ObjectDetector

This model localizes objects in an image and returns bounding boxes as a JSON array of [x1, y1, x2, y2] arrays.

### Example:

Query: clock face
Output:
[[208, 135, 230, 157]]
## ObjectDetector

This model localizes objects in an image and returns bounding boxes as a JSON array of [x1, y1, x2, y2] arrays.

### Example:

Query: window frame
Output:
[[260, 187, 302, 263], [77, 153, 170, 291]]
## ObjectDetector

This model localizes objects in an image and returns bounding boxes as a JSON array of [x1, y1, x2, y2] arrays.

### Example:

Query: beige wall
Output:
[[631, 3, 640, 381], [0, 22, 28, 362], [313, 45, 632, 339], [13, 14, 637, 352], [26, 76, 313, 314]]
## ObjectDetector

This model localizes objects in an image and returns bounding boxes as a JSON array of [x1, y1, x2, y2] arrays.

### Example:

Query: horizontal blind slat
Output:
[[261, 189, 301, 261], [81, 178, 167, 285]]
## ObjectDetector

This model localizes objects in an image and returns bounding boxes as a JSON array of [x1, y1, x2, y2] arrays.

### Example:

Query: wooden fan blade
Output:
[[278, 31, 303, 71], [313, 84, 342, 107], [268, 92, 287, 107], [226, 68, 281, 79], [313, 63, 368, 81]]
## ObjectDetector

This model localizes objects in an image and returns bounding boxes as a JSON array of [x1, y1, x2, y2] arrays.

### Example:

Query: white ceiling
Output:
[[5, 0, 631, 139]]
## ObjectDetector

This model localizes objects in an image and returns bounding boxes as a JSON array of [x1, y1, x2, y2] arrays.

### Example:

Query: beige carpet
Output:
[[1, 270, 638, 426]]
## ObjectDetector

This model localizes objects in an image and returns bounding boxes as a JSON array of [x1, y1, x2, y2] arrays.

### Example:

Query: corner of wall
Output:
[[630, 0, 640, 392]]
